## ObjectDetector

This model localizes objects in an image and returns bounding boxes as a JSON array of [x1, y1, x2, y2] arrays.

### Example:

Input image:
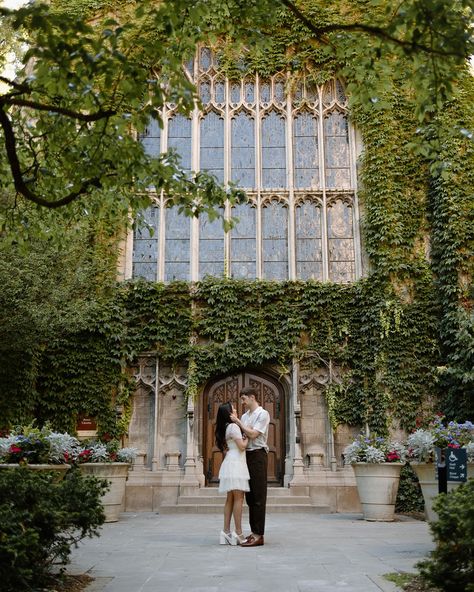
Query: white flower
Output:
[[116, 447, 138, 463], [407, 429, 436, 462], [466, 442, 474, 462], [343, 441, 362, 464], [46, 432, 80, 463], [87, 443, 109, 462], [364, 446, 386, 463]]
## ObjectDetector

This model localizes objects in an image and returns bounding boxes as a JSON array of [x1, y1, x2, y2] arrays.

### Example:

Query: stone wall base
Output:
[[125, 466, 361, 514]]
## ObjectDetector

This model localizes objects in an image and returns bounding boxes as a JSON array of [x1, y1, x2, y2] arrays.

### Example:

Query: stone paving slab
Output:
[[67, 512, 433, 592]]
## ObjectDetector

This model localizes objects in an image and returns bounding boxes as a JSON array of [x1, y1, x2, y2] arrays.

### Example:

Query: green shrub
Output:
[[395, 464, 425, 514], [418, 479, 474, 592], [0, 467, 107, 591]]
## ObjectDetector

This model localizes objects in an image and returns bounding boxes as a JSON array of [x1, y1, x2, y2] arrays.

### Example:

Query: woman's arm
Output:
[[230, 413, 261, 440], [233, 434, 249, 452], [227, 423, 249, 451]]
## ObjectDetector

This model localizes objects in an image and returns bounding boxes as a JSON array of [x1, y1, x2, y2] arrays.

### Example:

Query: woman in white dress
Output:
[[215, 401, 250, 545]]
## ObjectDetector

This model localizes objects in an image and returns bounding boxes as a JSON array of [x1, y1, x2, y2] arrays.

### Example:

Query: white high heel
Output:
[[232, 531, 246, 545], [219, 530, 236, 545]]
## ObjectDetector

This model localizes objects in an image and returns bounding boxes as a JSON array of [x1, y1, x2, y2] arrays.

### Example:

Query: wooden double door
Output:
[[204, 372, 285, 486]]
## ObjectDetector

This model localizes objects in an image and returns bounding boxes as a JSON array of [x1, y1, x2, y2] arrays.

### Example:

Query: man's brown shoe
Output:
[[240, 535, 264, 547]]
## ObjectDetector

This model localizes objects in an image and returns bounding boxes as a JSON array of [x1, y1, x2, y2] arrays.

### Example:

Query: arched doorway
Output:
[[203, 371, 285, 486]]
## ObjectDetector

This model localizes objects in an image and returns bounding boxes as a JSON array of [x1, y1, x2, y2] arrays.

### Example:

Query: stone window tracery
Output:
[[131, 48, 361, 283]]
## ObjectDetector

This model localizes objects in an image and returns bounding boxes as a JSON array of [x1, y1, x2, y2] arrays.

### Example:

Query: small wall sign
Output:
[[446, 448, 467, 483], [76, 416, 97, 439]]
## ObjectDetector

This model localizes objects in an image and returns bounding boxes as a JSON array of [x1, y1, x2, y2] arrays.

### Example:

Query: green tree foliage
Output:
[[395, 464, 425, 514], [0, 467, 107, 592], [1, 0, 473, 233], [418, 479, 474, 592]]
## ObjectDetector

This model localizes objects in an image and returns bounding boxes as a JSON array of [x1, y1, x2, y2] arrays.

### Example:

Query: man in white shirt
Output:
[[230, 386, 270, 547]]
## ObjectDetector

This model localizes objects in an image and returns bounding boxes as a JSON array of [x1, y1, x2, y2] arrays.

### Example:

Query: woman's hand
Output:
[[230, 412, 241, 426]]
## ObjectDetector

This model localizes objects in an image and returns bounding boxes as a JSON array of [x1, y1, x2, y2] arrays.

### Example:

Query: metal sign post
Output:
[[435, 447, 447, 494]]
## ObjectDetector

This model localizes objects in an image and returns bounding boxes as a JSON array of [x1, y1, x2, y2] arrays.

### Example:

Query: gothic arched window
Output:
[[129, 48, 361, 283]]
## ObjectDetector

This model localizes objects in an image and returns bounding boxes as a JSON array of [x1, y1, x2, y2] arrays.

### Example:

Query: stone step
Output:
[[177, 495, 314, 505], [157, 485, 331, 514], [193, 487, 301, 497], [159, 503, 331, 515]]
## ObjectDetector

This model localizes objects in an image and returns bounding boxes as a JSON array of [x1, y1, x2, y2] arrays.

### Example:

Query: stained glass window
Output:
[[164, 207, 190, 282], [199, 212, 225, 278], [261, 111, 286, 189], [168, 114, 192, 172], [295, 200, 322, 280], [200, 111, 224, 183], [230, 203, 257, 279], [327, 198, 355, 283], [130, 48, 360, 284], [262, 200, 288, 280], [132, 206, 160, 281], [293, 112, 319, 189], [231, 111, 255, 188]]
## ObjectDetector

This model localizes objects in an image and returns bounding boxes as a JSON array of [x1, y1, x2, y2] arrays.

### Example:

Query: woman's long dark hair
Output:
[[215, 402, 233, 452]]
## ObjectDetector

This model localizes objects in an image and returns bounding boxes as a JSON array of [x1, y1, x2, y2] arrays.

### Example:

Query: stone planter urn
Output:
[[410, 461, 474, 522], [352, 462, 404, 521], [79, 462, 130, 522], [0, 464, 71, 481]]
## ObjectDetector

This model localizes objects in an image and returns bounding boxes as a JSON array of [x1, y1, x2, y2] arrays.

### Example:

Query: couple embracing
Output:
[[215, 386, 270, 547]]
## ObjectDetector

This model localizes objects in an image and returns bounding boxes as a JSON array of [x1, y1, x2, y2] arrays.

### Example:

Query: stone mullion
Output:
[[224, 78, 231, 278], [255, 74, 263, 279], [190, 97, 200, 282], [318, 89, 330, 281], [349, 123, 362, 280], [157, 104, 167, 282], [286, 73, 296, 280]]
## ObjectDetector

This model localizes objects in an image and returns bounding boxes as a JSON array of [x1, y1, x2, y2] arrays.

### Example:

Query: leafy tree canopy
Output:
[[0, 0, 473, 240]]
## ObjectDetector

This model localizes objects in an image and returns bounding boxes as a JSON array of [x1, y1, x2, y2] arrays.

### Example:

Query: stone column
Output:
[[180, 396, 202, 492], [289, 358, 307, 489]]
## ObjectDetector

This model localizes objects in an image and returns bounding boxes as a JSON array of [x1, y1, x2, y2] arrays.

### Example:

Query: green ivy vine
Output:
[[2, 0, 472, 435]]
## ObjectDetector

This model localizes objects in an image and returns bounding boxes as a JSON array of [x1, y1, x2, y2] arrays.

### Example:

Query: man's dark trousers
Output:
[[245, 449, 268, 536]]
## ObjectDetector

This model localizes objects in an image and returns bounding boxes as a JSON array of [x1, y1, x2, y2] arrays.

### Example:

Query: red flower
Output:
[[387, 451, 400, 461], [9, 445, 22, 454]]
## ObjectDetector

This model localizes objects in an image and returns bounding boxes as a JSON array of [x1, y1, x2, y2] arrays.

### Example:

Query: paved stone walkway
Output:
[[68, 512, 433, 592]]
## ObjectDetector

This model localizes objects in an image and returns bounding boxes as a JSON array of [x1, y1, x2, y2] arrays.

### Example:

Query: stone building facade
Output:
[[118, 47, 364, 512]]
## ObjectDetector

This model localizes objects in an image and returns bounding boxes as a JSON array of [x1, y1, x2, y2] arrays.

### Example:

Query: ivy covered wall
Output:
[[1, 0, 472, 435]]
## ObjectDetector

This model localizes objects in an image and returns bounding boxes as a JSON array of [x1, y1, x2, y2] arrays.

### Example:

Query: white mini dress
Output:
[[218, 423, 250, 493]]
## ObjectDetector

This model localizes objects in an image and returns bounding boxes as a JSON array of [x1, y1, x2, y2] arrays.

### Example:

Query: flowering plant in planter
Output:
[[343, 433, 407, 464], [0, 424, 78, 465], [407, 415, 474, 462], [75, 440, 138, 464], [0, 424, 137, 466]]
